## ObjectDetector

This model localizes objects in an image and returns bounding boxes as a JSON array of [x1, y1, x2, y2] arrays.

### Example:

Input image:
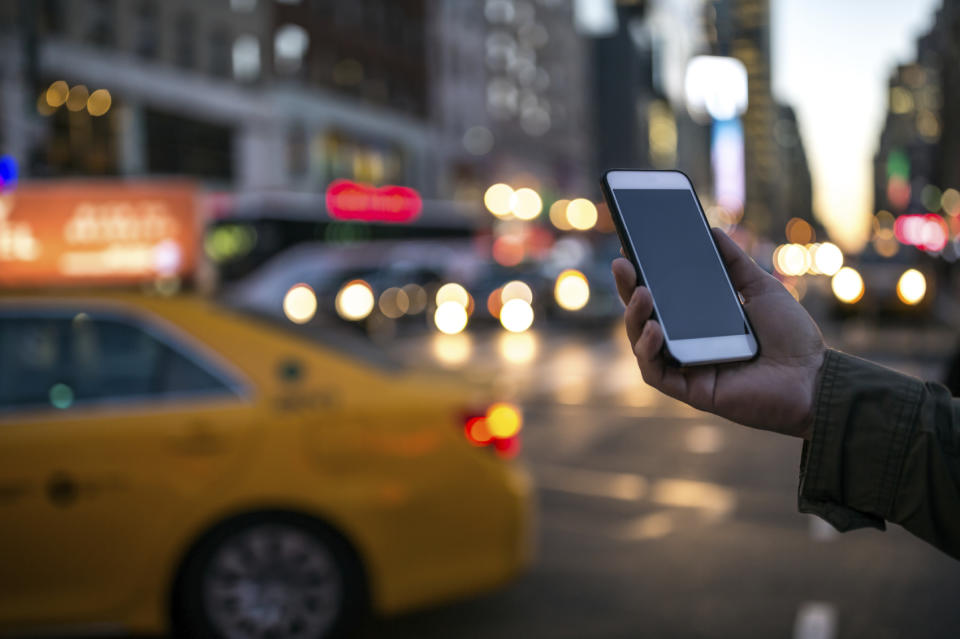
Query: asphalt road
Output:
[[363, 321, 960, 639]]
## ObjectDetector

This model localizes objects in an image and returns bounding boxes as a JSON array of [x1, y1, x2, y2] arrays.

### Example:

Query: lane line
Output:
[[535, 464, 737, 517]]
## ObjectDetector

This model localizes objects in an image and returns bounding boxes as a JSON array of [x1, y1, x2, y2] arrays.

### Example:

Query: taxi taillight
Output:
[[462, 403, 522, 459]]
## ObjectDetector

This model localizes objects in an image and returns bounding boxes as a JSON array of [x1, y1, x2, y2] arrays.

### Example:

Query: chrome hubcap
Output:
[[204, 524, 341, 639]]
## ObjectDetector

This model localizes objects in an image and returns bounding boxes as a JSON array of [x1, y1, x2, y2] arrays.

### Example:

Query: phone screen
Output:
[[612, 188, 747, 340]]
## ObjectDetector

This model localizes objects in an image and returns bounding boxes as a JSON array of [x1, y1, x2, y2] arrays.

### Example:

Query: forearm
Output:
[[798, 349, 960, 560]]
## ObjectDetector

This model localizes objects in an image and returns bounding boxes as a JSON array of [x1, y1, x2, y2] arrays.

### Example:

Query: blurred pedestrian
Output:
[[612, 229, 960, 560]]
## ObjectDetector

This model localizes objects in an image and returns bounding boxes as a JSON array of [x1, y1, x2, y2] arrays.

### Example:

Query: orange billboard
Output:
[[0, 181, 198, 287]]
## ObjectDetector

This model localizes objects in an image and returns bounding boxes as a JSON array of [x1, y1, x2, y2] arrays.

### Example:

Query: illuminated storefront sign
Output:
[[0, 182, 197, 286], [325, 179, 422, 223]]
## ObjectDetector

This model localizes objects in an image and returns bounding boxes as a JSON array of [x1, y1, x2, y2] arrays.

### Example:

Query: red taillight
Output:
[[465, 416, 493, 446], [461, 404, 522, 459], [493, 435, 521, 459]]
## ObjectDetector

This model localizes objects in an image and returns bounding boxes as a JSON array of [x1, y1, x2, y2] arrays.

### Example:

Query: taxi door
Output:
[[0, 307, 259, 628]]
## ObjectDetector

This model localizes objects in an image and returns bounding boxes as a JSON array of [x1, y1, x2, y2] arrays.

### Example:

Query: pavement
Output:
[[361, 321, 960, 639]]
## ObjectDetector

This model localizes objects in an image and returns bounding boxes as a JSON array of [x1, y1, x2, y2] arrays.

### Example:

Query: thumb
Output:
[[711, 228, 774, 296]]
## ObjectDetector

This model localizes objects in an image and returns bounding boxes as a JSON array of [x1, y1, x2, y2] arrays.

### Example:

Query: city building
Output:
[[586, 0, 713, 190], [873, 61, 940, 217], [0, 1, 450, 199], [773, 104, 814, 238], [925, 0, 960, 194], [706, 0, 780, 236], [431, 0, 594, 204], [871, 1, 960, 264], [1, 1, 597, 212]]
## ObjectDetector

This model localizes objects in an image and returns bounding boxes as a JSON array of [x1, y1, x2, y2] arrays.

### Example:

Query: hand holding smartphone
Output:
[[601, 170, 758, 366]]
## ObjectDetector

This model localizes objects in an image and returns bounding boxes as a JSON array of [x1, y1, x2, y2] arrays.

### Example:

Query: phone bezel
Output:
[[601, 169, 759, 366]]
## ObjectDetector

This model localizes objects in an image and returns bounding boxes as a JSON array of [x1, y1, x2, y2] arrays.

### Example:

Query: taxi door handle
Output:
[[170, 422, 225, 455]]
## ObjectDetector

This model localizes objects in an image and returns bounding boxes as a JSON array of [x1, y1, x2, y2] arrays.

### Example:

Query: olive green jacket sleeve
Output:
[[798, 349, 960, 560]]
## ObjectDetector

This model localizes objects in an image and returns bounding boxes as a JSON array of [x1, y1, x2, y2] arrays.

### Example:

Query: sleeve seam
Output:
[[803, 349, 839, 499]]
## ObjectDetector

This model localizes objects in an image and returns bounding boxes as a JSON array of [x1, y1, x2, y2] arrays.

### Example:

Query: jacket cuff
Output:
[[798, 349, 923, 532]]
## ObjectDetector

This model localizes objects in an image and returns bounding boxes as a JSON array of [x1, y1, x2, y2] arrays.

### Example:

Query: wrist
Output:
[[798, 348, 828, 440]]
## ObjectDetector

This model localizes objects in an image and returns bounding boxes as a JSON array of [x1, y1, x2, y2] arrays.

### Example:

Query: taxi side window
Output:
[[0, 318, 70, 408], [0, 315, 235, 410]]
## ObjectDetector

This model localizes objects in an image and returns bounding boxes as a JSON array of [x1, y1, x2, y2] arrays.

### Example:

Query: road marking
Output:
[[808, 515, 839, 541], [793, 602, 837, 639], [535, 464, 737, 518], [619, 511, 675, 540], [536, 464, 648, 501], [684, 424, 724, 454], [651, 478, 736, 518]]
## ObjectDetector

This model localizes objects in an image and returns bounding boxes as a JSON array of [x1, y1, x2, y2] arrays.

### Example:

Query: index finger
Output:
[[611, 257, 637, 306]]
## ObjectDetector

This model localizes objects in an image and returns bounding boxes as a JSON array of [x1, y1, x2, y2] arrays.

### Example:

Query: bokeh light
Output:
[[785, 217, 813, 244], [462, 125, 494, 156], [45, 80, 69, 107], [805, 244, 822, 275], [493, 436, 521, 459], [500, 298, 534, 332], [874, 231, 900, 257], [921, 184, 942, 211], [511, 187, 543, 220], [36, 93, 56, 116], [897, 269, 926, 305], [492, 235, 524, 266], [402, 284, 427, 314], [775, 243, 810, 276], [942, 188, 960, 217], [549, 199, 573, 230], [831, 267, 864, 304], [86, 89, 112, 117], [484, 183, 515, 217], [335, 280, 375, 321], [487, 287, 504, 317], [887, 176, 911, 211], [554, 269, 590, 311], [432, 333, 472, 366], [65, 85, 89, 112], [874, 210, 895, 230], [49, 383, 74, 410], [501, 280, 533, 304], [378, 287, 410, 319], [465, 416, 492, 445], [895, 214, 949, 251], [486, 402, 523, 438], [436, 282, 470, 308], [498, 331, 538, 365], [566, 198, 598, 230], [434, 300, 468, 334], [812, 242, 843, 276], [283, 283, 318, 324]]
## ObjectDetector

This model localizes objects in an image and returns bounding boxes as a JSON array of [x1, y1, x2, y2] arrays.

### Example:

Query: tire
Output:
[[171, 511, 368, 639]]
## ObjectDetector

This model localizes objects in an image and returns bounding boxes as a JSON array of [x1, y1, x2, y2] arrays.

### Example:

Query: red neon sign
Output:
[[325, 179, 422, 223], [894, 213, 948, 252]]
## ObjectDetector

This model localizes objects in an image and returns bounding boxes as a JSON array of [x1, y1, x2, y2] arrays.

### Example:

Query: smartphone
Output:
[[601, 169, 758, 366]]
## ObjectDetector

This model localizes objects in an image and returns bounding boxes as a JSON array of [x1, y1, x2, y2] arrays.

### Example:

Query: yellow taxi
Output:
[[0, 290, 533, 638]]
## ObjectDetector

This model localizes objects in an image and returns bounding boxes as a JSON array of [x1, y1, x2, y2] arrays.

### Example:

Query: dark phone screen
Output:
[[612, 188, 747, 340]]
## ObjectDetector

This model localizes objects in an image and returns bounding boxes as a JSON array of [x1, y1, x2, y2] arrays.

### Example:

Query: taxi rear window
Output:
[[0, 309, 246, 412]]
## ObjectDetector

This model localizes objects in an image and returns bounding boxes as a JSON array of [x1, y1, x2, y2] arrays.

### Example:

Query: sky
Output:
[[771, 0, 941, 251]]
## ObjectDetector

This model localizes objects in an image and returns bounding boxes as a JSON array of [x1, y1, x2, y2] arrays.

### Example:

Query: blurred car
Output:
[[224, 239, 486, 330], [830, 244, 936, 318], [0, 290, 532, 638]]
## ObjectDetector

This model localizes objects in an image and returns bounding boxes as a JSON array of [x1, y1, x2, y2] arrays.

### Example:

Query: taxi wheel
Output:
[[172, 512, 368, 639]]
